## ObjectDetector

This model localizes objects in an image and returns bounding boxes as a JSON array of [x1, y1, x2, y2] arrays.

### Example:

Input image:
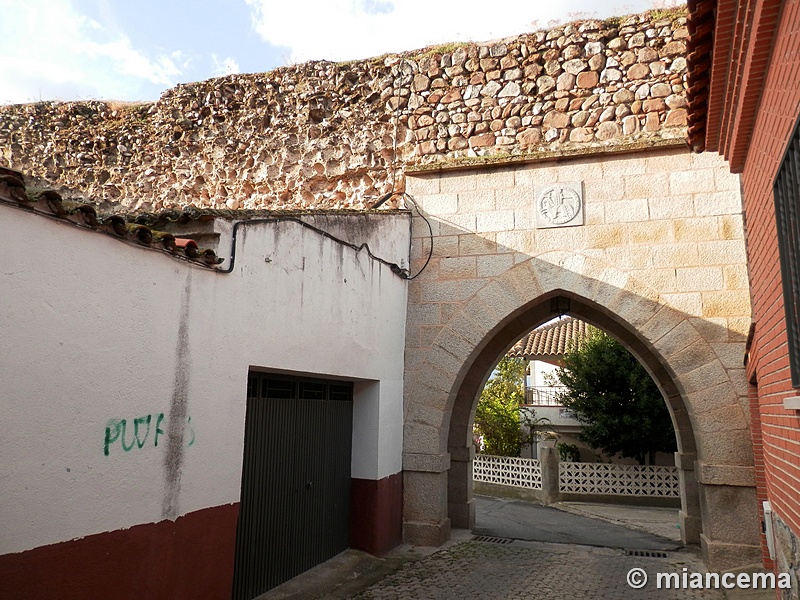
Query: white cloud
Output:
[[0, 0, 660, 104], [244, 0, 654, 65], [0, 0, 184, 104], [211, 54, 241, 77]]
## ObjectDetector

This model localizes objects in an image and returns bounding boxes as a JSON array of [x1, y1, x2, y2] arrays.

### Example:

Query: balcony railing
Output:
[[524, 386, 566, 406]]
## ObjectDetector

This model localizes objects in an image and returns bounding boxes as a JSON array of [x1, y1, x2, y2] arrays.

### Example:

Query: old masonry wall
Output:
[[0, 9, 689, 212]]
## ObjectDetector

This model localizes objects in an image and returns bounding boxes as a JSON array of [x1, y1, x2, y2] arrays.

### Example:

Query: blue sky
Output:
[[0, 0, 669, 105]]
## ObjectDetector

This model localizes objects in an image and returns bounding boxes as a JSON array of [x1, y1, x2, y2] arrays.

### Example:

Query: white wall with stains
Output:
[[0, 206, 410, 554]]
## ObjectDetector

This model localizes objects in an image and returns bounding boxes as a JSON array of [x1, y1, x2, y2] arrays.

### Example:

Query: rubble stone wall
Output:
[[0, 9, 688, 212], [773, 510, 800, 597]]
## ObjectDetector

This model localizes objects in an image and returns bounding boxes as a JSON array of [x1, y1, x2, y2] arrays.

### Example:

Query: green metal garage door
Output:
[[232, 373, 353, 600]]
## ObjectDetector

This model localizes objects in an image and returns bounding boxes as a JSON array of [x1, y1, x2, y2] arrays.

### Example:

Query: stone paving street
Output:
[[350, 538, 724, 600]]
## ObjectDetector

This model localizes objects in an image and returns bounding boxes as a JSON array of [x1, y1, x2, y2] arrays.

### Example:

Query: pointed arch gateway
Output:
[[402, 251, 760, 570]]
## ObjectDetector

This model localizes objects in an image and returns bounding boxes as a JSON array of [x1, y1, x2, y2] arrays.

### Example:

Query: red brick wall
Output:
[[740, 0, 800, 551], [748, 380, 774, 568]]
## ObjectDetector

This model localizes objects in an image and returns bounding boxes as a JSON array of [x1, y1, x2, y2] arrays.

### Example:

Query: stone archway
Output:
[[403, 250, 760, 570]]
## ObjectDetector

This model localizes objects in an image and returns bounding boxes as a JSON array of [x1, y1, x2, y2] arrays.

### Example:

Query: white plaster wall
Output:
[[299, 214, 411, 268], [530, 360, 559, 387], [0, 208, 409, 554]]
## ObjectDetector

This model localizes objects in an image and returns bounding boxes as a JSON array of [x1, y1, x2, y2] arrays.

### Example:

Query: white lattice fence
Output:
[[558, 462, 680, 497], [473, 454, 542, 489]]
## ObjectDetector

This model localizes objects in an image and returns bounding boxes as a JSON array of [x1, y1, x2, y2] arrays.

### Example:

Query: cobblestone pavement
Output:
[[350, 538, 724, 600]]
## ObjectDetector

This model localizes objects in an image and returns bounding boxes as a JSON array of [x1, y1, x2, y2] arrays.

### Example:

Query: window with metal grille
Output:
[[774, 116, 800, 388]]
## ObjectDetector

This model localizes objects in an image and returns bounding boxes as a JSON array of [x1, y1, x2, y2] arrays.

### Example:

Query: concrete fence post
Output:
[[538, 440, 561, 504]]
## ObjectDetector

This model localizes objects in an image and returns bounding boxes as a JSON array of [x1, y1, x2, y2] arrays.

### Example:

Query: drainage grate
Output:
[[625, 549, 669, 558], [473, 536, 513, 544]]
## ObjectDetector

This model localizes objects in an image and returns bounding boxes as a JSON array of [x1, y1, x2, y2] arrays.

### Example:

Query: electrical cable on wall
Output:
[[402, 193, 433, 280], [217, 62, 432, 282], [216, 216, 410, 278], [369, 59, 434, 282], [388, 59, 412, 199], [368, 190, 434, 281]]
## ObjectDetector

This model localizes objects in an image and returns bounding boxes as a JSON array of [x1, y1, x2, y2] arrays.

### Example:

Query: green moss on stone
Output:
[[406, 136, 688, 174]]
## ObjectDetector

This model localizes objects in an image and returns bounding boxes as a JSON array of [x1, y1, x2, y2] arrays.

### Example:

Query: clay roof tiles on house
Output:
[[507, 317, 596, 360], [0, 166, 411, 275], [0, 166, 223, 267]]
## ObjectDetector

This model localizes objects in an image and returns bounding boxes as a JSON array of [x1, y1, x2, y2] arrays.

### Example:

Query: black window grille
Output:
[[774, 116, 800, 388]]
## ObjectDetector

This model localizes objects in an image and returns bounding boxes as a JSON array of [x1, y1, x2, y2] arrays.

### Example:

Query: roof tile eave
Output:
[[507, 317, 595, 360], [0, 171, 225, 269]]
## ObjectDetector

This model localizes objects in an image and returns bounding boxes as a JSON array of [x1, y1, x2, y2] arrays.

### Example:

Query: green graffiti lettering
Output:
[[186, 416, 195, 447], [104, 419, 123, 456], [103, 413, 194, 454], [133, 414, 152, 449], [154, 413, 166, 447], [120, 420, 136, 452]]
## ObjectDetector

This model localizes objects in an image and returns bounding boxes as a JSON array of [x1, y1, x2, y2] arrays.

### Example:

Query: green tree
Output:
[[553, 331, 677, 465], [520, 409, 553, 451], [473, 357, 551, 456], [557, 442, 582, 462], [474, 357, 526, 456]]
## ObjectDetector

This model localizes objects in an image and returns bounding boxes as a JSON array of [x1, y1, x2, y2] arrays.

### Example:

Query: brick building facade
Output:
[[687, 0, 800, 591]]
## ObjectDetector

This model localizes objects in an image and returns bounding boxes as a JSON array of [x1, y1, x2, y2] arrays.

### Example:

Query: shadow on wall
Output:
[[403, 210, 749, 471], [400, 156, 759, 569]]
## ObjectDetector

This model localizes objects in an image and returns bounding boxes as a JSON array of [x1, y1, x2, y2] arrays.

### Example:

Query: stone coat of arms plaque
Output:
[[535, 182, 584, 228]]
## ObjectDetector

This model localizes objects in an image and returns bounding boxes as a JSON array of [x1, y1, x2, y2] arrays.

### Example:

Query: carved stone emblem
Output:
[[535, 182, 584, 228]]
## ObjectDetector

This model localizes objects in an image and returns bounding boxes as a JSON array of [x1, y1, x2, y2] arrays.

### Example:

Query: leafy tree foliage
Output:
[[553, 331, 677, 464], [557, 442, 582, 462], [474, 357, 526, 456], [474, 357, 550, 456]]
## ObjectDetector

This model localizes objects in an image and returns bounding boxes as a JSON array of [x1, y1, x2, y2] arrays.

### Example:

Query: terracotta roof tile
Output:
[[507, 317, 596, 359], [0, 166, 223, 268], [0, 167, 410, 271]]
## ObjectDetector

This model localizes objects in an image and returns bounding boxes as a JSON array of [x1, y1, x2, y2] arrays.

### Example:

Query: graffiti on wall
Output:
[[104, 414, 195, 456]]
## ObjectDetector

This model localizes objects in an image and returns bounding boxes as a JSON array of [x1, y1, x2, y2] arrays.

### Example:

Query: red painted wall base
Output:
[[1, 473, 403, 599], [0, 504, 239, 600], [350, 472, 403, 556]]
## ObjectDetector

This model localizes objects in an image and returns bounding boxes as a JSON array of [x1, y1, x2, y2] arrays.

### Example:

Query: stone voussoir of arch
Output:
[[408, 250, 749, 465]]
